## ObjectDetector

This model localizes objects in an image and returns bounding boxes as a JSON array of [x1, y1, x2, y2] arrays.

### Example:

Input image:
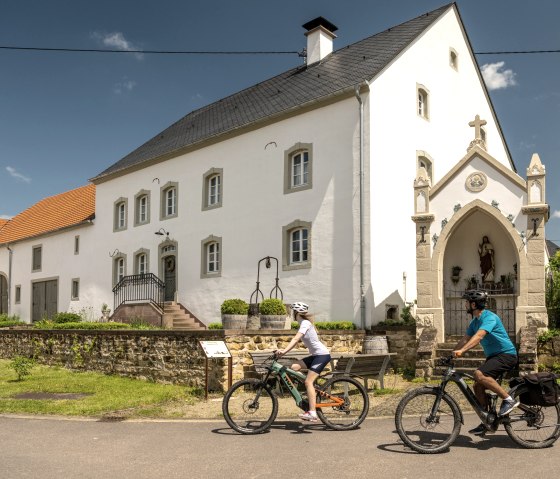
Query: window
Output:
[[113, 254, 127, 285], [417, 151, 434, 183], [386, 305, 399, 320], [282, 220, 312, 271], [449, 48, 458, 70], [160, 182, 178, 220], [134, 190, 151, 226], [202, 168, 223, 210], [113, 197, 128, 231], [284, 143, 313, 194], [32, 245, 42, 272], [74, 236, 80, 255], [416, 84, 429, 120], [200, 235, 222, 278], [15, 285, 21, 304], [71, 279, 80, 300], [134, 248, 150, 275]]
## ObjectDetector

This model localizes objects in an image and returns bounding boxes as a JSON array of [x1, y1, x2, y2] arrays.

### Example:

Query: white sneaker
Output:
[[298, 411, 318, 422]]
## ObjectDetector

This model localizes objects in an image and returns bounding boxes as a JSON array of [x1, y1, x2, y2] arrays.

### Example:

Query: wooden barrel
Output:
[[363, 335, 388, 354], [221, 314, 247, 329], [260, 315, 288, 329]]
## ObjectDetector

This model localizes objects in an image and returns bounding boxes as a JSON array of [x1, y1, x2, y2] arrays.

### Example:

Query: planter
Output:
[[222, 314, 248, 329], [260, 315, 289, 329]]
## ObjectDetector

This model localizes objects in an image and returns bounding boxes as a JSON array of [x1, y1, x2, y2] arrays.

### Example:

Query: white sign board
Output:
[[199, 340, 231, 358]]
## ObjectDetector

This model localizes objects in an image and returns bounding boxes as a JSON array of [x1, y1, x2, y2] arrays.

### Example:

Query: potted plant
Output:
[[451, 266, 462, 284], [221, 299, 249, 329], [259, 298, 288, 329]]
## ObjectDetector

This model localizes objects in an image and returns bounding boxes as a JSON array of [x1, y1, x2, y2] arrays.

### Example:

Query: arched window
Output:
[[416, 85, 430, 120], [202, 168, 223, 210], [160, 182, 178, 220], [134, 190, 150, 226], [449, 48, 458, 70], [136, 253, 147, 275], [282, 219, 312, 271], [200, 235, 222, 278], [113, 197, 128, 231], [290, 228, 308, 264], [284, 143, 313, 194], [418, 155, 433, 183], [113, 254, 127, 285]]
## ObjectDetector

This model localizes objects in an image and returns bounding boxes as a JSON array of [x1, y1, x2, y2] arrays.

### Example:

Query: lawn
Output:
[[0, 359, 201, 417]]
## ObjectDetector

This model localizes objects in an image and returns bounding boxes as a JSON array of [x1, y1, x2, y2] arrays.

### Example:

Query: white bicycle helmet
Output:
[[291, 302, 309, 313]]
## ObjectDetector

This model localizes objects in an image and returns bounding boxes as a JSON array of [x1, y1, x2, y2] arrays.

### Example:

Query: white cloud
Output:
[[91, 31, 143, 60], [113, 78, 137, 95], [552, 210, 560, 219], [481, 62, 517, 91], [0, 214, 12, 220], [6, 166, 31, 183]]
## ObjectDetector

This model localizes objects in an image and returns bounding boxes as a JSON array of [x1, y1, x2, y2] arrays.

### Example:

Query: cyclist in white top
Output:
[[277, 302, 331, 422]]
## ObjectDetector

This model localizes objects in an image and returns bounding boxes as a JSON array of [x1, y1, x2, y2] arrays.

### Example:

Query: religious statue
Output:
[[478, 235, 495, 283]]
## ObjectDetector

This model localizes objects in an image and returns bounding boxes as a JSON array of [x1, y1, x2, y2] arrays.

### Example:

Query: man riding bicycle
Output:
[[453, 289, 519, 436]]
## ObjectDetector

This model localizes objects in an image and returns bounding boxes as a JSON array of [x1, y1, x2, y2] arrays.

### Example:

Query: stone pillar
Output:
[[520, 153, 549, 331]]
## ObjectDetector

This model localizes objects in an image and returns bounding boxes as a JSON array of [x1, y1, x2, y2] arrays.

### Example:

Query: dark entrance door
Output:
[[32, 280, 58, 322], [0, 275, 7, 314], [163, 255, 176, 302]]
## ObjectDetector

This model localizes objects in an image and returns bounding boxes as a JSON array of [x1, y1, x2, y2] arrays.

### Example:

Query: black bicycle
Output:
[[395, 356, 560, 453], [222, 353, 369, 434]]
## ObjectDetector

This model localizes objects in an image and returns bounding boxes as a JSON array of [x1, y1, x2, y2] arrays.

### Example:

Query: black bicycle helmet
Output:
[[462, 290, 488, 309]]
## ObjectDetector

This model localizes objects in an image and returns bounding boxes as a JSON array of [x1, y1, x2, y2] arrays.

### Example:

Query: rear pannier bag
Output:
[[509, 372, 560, 407]]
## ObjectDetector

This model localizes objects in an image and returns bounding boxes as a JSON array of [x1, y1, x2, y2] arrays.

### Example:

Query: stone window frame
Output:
[[284, 143, 313, 195], [202, 168, 223, 211], [134, 189, 151, 227], [386, 304, 399, 320], [416, 84, 430, 121], [200, 235, 222, 278], [416, 150, 434, 183], [74, 235, 80, 255], [282, 220, 312, 271], [449, 47, 459, 70], [113, 197, 128, 232], [15, 285, 21, 304], [71, 278, 80, 301], [160, 181, 178, 221], [112, 253, 127, 286], [133, 248, 150, 275], [32, 244, 42, 272]]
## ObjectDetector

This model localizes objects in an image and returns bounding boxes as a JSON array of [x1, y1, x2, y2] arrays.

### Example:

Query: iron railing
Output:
[[112, 273, 165, 312], [444, 283, 516, 337]]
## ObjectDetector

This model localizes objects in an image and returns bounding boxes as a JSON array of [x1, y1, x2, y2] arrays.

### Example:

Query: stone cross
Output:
[[469, 114, 487, 140]]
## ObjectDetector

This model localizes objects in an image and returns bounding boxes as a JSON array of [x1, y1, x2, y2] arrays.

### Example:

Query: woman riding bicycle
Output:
[[277, 301, 331, 422]]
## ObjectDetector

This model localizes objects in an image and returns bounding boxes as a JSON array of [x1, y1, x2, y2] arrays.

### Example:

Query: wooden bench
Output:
[[331, 353, 395, 390]]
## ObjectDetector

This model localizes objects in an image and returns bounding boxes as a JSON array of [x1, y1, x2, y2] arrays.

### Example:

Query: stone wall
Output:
[[368, 325, 417, 370], [0, 329, 365, 391]]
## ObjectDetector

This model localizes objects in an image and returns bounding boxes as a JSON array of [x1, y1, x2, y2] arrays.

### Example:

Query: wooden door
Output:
[[32, 280, 58, 321], [163, 255, 176, 302], [0, 275, 7, 314]]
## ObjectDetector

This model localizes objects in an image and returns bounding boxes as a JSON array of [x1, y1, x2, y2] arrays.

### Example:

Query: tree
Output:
[[546, 251, 560, 328]]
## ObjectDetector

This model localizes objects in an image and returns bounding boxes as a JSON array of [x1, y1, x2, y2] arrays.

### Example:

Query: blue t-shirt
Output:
[[466, 309, 517, 357]]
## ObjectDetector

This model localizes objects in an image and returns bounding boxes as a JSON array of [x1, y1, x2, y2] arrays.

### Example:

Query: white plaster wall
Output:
[[0, 223, 102, 322], [367, 8, 513, 324], [94, 98, 362, 324]]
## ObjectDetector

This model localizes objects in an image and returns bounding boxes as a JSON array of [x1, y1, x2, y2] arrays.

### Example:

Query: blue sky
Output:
[[1, 0, 559, 241]]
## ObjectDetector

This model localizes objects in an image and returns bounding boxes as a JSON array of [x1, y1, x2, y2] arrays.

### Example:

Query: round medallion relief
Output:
[[465, 171, 487, 192]]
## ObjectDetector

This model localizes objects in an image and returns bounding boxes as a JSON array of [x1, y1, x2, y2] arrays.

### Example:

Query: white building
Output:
[[0, 4, 550, 336]]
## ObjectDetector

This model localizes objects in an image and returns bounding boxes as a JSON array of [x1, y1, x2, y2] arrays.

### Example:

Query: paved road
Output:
[[1, 413, 558, 479]]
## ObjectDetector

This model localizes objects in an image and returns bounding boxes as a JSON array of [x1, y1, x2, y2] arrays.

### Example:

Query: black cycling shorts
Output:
[[478, 353, 518, 379], [303, 354, 331, 374]]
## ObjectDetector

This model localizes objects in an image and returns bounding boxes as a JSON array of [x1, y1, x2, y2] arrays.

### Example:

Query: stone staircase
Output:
[[434, 335, 485, 376], [162, 302, 206, 330]]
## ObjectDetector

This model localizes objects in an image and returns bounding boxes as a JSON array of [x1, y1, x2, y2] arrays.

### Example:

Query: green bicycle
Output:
[[222, 353, 369, 434]]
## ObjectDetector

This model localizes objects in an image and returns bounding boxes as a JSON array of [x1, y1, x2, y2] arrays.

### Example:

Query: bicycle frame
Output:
[[261, 357, 345, 409]]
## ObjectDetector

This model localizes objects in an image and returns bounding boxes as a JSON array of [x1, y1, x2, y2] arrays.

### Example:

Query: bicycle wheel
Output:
[[316, 376, 369, 430], [395, 387, 462, 454], [222, 379, 278, 434], [504, 387, 560, 448]]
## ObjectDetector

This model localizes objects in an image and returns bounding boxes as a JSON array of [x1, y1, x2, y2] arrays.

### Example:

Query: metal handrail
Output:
[[112, 273, 165, 312]]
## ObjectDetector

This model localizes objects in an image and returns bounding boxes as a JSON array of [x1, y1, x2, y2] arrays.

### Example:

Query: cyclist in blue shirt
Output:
[[452, 290, 519, 436]]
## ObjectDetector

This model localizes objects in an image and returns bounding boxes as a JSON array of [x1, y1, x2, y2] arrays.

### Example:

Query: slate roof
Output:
[[93, 3, 454, 181], [547, 239, 560, 259], [0, 184, 95, 245]]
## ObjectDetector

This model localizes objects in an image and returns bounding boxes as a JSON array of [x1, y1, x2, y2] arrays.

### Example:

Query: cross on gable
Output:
[[469, 114, 487, 140]]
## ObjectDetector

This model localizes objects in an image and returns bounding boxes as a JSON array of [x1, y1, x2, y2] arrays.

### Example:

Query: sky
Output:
[[1, 0, 559, 241]]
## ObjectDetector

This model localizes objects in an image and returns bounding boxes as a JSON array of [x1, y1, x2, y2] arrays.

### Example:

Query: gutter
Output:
[[7, 245, 12, 315], [354, 81, 370, 330]]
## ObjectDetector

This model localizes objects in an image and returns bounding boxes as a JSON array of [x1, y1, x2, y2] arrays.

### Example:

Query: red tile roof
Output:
[[0, 184, 95, 244]]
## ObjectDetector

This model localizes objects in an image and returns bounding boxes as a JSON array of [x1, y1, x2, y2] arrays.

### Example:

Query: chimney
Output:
[[302, 17, 338, 65]]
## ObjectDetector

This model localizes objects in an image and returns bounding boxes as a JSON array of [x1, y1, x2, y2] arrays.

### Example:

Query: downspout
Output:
[[354, 82, 369, 330], [7, 245, 13, 315]]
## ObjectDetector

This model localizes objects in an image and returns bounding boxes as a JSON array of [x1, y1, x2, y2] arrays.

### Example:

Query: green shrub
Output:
[[259, 298, 286, 315], [34, 321, 131, 330], [0, 314, 21, 322], [208, 322, 223, 329], [52, 312, 82, 324], [0, 318, 25, 327], [315, 321, 356, 330], [291, 321, 299, 329], [128, 317, 162, 330], [538, 329, 560, 344], [9, 355, 36, 381], [221, 299, 249, 315]]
